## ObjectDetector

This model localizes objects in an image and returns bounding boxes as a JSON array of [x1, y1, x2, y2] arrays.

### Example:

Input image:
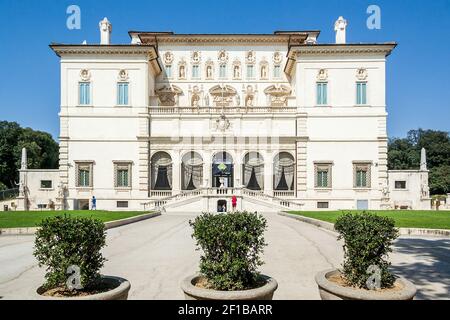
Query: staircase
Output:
[[142, 187, 304, 212]]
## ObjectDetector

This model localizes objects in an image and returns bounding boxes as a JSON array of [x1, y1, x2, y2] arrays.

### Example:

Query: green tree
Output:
[[0, 121, 59, 189], [388, 129, 450, 195]]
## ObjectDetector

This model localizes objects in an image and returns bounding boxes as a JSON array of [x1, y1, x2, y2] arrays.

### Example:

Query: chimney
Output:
[[99, 17, 112, 45], [334, 16, 347, 44]]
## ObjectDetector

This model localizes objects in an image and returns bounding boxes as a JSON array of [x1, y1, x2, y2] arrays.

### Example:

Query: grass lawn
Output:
[[0, 210, 149, 229], [289, 210, 450, 230]]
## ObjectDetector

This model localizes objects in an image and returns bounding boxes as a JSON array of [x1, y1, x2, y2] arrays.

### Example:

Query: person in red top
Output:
[[231, 195, 237, 212]]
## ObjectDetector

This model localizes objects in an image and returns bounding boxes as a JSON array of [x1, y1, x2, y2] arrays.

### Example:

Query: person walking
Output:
[[91, 196, 97, 211], [232, 195, 237, 212]]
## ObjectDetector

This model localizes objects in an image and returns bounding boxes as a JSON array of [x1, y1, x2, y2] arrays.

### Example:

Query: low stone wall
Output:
[[279, 212, 450, 238], [0, 211, 161, 236]]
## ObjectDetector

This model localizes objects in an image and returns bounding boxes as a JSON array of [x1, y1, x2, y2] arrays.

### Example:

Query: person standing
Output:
[[91, 196, 97, 211], [232, 195, 237, 212]]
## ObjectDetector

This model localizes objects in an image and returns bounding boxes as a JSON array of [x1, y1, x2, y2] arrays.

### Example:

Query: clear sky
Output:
[[0, 0, 449, 140]]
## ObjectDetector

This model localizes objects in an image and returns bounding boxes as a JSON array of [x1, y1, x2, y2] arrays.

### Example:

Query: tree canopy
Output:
[[0, 121, 59, 189], [388, 129, 450, 195]]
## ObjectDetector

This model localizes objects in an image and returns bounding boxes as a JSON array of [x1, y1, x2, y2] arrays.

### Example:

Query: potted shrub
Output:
[[315, 212, 416, 300], [33, 215, 130, 300], [181, 211, 278, 300]]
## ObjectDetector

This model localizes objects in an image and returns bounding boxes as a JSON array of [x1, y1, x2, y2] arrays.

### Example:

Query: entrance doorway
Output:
[[212, 152, 234, 188], [217, 200, 227, 212]]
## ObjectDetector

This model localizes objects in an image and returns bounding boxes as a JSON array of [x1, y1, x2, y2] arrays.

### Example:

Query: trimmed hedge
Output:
[[190, 211, 267, 291], [335, 212, 399, 289], [34, 215, 107, 291]]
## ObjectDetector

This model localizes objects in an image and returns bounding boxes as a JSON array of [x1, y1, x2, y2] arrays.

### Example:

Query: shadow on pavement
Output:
[[391, 238, 450, 300]]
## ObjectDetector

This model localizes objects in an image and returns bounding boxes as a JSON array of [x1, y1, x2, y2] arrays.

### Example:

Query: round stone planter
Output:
[[35, 276, 131, 300], [181, 274, 278, 300], [315, 269, 416, 300]]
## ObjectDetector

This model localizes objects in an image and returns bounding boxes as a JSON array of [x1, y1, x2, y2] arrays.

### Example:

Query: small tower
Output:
[[20, 147, 27, 170], [420, 148, 428, 171], [334, 16, 348, 44], [99, 17, 112, 45]]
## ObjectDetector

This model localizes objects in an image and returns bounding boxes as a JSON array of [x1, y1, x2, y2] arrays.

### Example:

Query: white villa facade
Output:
[[9, 17, 431, 213]]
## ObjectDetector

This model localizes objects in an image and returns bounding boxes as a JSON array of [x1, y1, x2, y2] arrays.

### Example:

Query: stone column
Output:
[[203, 150, 212, 188], [264, 151, 273, 196], [172, 151, 181, 194]]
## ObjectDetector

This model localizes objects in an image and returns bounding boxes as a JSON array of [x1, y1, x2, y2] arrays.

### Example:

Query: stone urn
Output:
[[315, 269, 417, 300], [181, 274, 278, 300], [35, 276, 131, 300]]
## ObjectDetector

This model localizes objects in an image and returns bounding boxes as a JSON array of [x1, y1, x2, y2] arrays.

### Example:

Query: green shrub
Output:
[[34, 215, 107, 290], [190, 211, 267, 291], [335, 212, 399, 289]]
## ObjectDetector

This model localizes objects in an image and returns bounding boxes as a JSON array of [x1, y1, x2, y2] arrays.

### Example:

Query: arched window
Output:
[[182, 152, 203, 190], [273, 152, 295, 191], [243, 152, 264, 191], [151, 152, 172, 190], [212, 152, 234, 188]]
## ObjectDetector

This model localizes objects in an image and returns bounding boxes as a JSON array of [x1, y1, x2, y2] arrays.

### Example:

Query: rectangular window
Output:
[[395, 181, 407, 189], [247, 65, 254, 79], [165, 65, 172, 78], [79, 82, 90, 105], [219, 65, 227, 78], [356, 82, 367, 105], [40, 180, 53, 189], [317, 83, 328, 105], [117, 83, 129, 105], [76, 162, 93, 188], [315, 163, 332, 188], [115, 162, 132, 188], [354, 163, 371, 188], [117, 201, 129, 208], [274, 65, 281, 78], [192, 65, 200, 78], [317, 202, 329, 209]]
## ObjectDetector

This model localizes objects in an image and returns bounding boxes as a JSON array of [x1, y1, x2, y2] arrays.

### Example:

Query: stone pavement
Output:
[[0, 213, 448, 300]]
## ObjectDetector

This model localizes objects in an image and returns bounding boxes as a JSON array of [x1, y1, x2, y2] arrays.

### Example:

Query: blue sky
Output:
[[0, 0, 449, 140]]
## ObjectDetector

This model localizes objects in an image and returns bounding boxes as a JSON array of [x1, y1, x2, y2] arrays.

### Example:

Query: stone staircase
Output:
[[142, 187, 304, 212]]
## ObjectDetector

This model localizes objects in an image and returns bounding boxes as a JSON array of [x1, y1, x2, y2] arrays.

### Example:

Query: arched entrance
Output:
[[181, 151, 203, 190], [212, 152, 234, 188], [273, 152, 295, 191], [243, 152, 264, 190], [151, 152, 173, 190]]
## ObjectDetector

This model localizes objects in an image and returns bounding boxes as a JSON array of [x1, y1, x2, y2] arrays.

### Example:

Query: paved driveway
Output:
[[0, 213, 448, 300]]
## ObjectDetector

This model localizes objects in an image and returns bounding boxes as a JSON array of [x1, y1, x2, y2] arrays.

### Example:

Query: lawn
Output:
[[0, 210, 149, 229], [289, 210, 450, 230]]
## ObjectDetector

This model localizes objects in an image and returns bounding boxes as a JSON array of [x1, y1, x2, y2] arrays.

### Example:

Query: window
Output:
[[117, 83, 129, 105], [357, 200, 369, 210], [192, 65, 200, 78], [354, 163, 371, 188], [40, 180, 53, 189], [274, 65, 281, 78], [38, 204, 48, 210], [395, 181, 407, 189], [356, 82, 367, 105], [246, 65, 254, 79], [317, 82, 328, 105], [165, 65, 172, 78], [79, 82, 90, 105], [117, 201, 129, 208], [315, 163, 332, 188], [114, 162, 132, 188], [219, 64, 227, 78], [317, 202, 329, 209], [76, 162, 93, 188]]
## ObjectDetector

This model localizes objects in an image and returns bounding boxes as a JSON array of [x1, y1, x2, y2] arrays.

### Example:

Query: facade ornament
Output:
[[204, 94, 210, 107], [205, 59, 214, 79], [80, 69, 91, 81], [232, 58, 241, 79], [246, 50, 256, 64], [260, 58, 269, 79], [214, 114, 231, 132], [356, 68, 368, 80], [190, 85, 201, 107], [118, 69, 129, 81], [244, 85, 256, 107], [264, 84, 291, 107], [218, 50, 228, 64], [273, 51, 283, 65], [191, 51, 201, 64], [163, 51, 174, 65], [209, 84, 237, 107], [178, 58, 187, 79], [156, 85, 183, 107], [317, 69, 328, 81]]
